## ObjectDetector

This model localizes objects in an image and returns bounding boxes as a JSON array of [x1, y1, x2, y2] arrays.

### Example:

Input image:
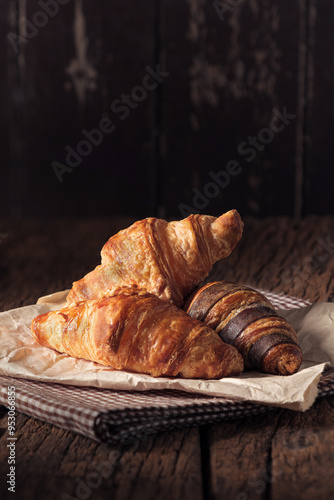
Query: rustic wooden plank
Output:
[[2, 214, 332, 313], [1, 214, 333, 310], [303, 0, 334, 215], [209, 215, 334, 303], [0, 216, 333, 499], [0, 0, 11, 216], [1, 0, 27, 217], [22, 0, 156, 218], [0, 213, 205, 499], [0, 216, 134, 311], [0, 408, 117, 500], [160, 0, 304, 219], [205, 395, 334, 500], [0, 406, 202, 500], [110, 427, 203, 500], [271, 395, 334, 500], [204, 215, 334, 499], [202, 411, 281, 500]]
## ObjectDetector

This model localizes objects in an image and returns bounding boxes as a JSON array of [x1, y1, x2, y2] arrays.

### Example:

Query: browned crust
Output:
[[217, 305, 278, 344], [185, 281, 246, 320], [248, 333, 301, 374], [204, 289, 274, 330], [66, 210, 244, 307], [31, 287, 244, 379], [260, 343, 303, 375], [184, 280, 303, 375]]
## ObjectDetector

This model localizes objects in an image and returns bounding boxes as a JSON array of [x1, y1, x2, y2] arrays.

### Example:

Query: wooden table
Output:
[[0, 215, 333, 500]]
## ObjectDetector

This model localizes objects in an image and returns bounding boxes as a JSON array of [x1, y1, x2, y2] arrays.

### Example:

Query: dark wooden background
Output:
[[1, 0, 333, 220]]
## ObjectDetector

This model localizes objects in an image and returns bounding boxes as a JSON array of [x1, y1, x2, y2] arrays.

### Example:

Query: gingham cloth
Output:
[[1, 291, 333, 445]]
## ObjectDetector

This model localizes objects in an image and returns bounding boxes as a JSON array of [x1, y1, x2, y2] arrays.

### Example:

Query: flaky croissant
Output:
[[66, 210, 243, 307], [184, 281, 302, 375], [31, 287, 244, 379]]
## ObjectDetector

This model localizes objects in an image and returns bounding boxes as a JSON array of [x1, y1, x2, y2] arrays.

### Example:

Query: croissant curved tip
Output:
[[213, 209, 244, 237], [209, 210, 244, 260], [275, 351, 303, 375], [261, 343, 303, 375]]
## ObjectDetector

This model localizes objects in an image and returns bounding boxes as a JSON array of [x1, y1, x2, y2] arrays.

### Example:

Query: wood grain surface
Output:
[[160, 0, 303, 218], [303, 0, 334, 215], [1, 0, 333, 219], [0, 214, 333, 500]]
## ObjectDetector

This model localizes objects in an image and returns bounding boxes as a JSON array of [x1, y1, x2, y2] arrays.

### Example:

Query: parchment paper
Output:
[[0, 290, 333, 412]]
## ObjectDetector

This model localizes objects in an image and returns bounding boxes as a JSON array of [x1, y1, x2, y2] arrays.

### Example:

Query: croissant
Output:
[[66, 210, 243, 307], [31, 287, 244, 379], [184, 281, 303, 375]]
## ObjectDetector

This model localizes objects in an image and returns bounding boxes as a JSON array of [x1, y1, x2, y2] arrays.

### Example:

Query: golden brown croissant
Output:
[[184, 281, 302, 375], [66, 210, 243, 307], [31, 287, 244, 379]]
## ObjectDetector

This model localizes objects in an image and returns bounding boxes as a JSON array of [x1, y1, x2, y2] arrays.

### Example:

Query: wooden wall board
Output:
[[22, 0, 156, 218], [159, 0, 305, 219], [271, 397, 334, 500], [0, 409, 203, 500], [1, 0, 26, 217], [303, 0, 334, 215], [1, 215, 333, 499], [0, 1, 10, 216], [203, 412, 280, 500], [1, 0, 333, 218]]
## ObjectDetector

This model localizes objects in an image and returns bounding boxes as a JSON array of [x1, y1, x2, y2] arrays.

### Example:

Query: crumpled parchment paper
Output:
[[0, 290, 333, 411]]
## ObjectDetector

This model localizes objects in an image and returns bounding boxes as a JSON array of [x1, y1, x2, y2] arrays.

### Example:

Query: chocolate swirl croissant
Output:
[[66, 210, 243, 307], [31, 287, 244, 379], [184, 281, 303, 375]]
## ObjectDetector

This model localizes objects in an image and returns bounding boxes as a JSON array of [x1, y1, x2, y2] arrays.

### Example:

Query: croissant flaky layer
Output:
[[66, 210, 243, 307], [31, 287, 244, 379], [184, 281, 303, 375]]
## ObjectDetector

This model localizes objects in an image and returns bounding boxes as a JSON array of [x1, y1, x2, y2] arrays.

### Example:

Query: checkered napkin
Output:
[[0, 291, 333, 445], [1, 369, 334, 445]]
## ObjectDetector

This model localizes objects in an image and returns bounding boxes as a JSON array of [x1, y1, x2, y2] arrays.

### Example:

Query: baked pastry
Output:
[[66, 210, 243, 307], [184, 281, 302, 375], [31, 286, 244, 379]]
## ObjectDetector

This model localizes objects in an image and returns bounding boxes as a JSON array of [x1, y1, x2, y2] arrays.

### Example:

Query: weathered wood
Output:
[[202, 411, 281, 500], [303, 0, 334, 215], [0, 216, 135, 311], [271, 395, 334, 500], [0, 0, 25, 217], [209, 215, 334, 303], [0, 408, 119, 500], [2, 0, 333, 219], [0, 215, 333, 500], [1, 214, 333, 312], [204, 394, 334, 500], [0, 1, 10, 216], [205, 214, 334, 499], [160, 0, 304, 219], [0, 408, 202, 500], [22, 0, 156, 218], [110, 427, 203, 500]]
